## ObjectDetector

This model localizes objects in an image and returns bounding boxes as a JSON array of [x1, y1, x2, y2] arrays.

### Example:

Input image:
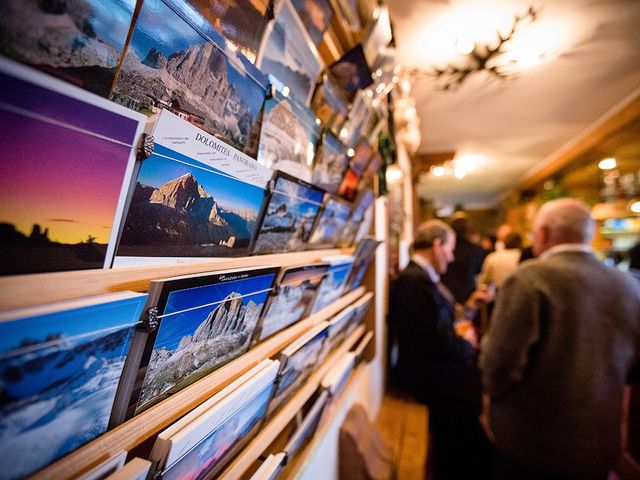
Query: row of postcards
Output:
[[1, 0, 389, 145], [0, 238, 378, 479], [1, 58, 380, 275], [72, 328, 372, 480]]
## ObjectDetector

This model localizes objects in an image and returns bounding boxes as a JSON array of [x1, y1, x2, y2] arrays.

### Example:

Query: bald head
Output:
[[532, 198, 595, 256]]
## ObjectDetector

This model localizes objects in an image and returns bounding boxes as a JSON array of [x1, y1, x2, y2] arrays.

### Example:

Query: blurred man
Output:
[[389, 219, 493, 479], [480, 198, 640, 480], [441, 214, 488, 303]]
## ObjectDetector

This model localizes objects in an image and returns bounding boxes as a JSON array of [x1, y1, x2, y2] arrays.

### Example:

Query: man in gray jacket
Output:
[[480, 198, 640, 479]]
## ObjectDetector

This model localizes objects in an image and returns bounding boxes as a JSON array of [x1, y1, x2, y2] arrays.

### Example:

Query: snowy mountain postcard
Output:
[[345, 238, 380, 292], [252, 172, 324, 254], [115, 143, 267, 261], [162, 382, 274, 480], [0, 58, 144, 275], [132, 267, 278, 414], [0, 0, 135, 96], [0, 292, 147, 480], [311, 258, 355, 314], [256, 94, 320, 183], [256, 0, 323, 105], [253, 263, 329, 343], [111, 0, 268, 153], [267, 323, 328, 416], [308, 196, 353, 249], [311, 132, 350, 194]]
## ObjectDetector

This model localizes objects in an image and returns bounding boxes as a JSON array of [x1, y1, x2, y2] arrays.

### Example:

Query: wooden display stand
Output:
[[0, 248, 377, 480]]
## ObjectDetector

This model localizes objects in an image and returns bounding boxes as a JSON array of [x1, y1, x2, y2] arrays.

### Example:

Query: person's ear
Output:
[[433, 237, 443, 249]]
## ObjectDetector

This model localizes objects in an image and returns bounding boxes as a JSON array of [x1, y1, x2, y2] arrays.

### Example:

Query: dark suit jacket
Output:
[[389, 261, 478, 407], [441, 239, 487, 303]]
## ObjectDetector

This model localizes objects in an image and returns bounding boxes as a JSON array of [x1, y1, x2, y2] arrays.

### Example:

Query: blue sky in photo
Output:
[[85, 0, 136, 50], [0, 295, 146, 354], [130, 0, 266, 103], [138, 145, 265, 214], [154, 273, 275, 351]]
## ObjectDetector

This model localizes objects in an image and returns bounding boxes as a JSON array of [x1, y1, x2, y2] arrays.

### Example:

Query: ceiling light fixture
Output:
[[598, 157, 617, 170], [410, 5, 557, 90], [428, 154, 486, 180]]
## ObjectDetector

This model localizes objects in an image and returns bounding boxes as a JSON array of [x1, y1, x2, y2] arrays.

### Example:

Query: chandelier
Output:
[[409, 5, 559, 90]]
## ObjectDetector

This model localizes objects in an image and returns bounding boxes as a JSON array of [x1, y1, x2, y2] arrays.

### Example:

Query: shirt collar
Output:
[[411, 254, 440, 283], [539, 243, 594, 260]]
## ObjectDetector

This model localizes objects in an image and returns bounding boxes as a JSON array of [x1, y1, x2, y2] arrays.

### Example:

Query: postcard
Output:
[[328, 44, 373, 102], [345, 293, 373, 337], [250, 452, 286, 480], [308, 196, 353, 249], [257, 93, 320, 183], [256, 0, 324, 105], [111, 0, 269, 154], [123, 266, 278, 417], [338, 169, 361, 202], [104, 458, 152, 480], [252, 171, 325, 254], [0, 0, 134, 96], [186, 0, 271, 62], [290, 0, 334, 46], [77, 450, 127, 480], [316, 305, 356, 366], [0, 292, 147, 480], [253, 263, 329, 343], [114, 111, 273, 266], [344, 238, 381, 292], [352, 330, 374, 364], [321, 351, 355, 396], [311, 132, 350, 194], [311, 74, 350, 135], [283, 389, 329, 461], [340, 91, 375, 148], [310, 256, 355, 314], [363, 5, 393, 67], [339, 190, 375, 247], [152, 359, 280, 480], [267, 322, 329, 416], [0, 58, 145, 275]]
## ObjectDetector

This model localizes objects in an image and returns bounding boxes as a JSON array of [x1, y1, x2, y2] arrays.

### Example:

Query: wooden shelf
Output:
[[0, 249, 349, 310], [218, 324, 366, 480], [29, 287, 366, 480], [281, 362, 364, 479]]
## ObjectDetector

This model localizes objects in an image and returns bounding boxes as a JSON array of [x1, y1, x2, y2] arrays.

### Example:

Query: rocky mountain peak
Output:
[[191, 292, 246, 342], [149, 173, 217, 222], [142, 47, 168, 69]]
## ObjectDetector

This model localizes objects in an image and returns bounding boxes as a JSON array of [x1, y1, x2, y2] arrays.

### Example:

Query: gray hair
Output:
[[412, 219, 455, 252], [535, 198, 595, 244]]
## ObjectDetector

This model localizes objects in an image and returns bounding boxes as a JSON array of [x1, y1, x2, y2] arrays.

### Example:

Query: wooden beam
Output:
[[519, 90, 640, 190]]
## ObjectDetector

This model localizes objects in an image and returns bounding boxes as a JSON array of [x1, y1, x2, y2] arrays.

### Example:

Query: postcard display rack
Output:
[[0, 0, 391, 478]]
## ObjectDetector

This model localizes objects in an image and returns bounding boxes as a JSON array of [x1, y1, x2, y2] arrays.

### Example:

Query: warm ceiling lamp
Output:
[[429, 154, 486, 180], [410, 5, 563, 90], [598, 157, 617, 170]]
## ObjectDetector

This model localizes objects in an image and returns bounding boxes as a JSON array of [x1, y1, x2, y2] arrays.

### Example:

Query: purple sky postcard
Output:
[[0, 58, 144, 275], [256, 0, 323, 106], [0, 291, 147, 479], [0, 0, 135, 97], [112, 0, 269, 154]]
